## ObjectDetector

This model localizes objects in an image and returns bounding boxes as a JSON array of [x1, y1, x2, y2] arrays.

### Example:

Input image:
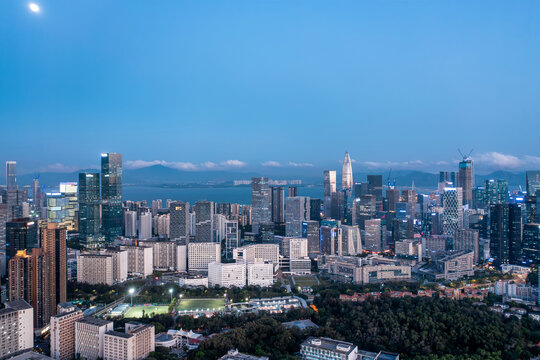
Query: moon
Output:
[[29, 3, 40, 13]]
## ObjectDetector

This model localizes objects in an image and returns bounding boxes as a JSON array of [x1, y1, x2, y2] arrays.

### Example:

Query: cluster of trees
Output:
[[313, 292, 540, 359]]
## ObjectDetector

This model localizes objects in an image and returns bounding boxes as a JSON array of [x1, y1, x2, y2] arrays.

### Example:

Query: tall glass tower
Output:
[[341, 152, 353, 191], [6, 161, 17, 189], [78, 173, 102, 247], [101, 153, 122, 243]]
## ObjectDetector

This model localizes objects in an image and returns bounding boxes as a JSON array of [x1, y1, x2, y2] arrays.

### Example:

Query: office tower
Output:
[[124, 210, 137, 237], [330, 191, 345, 221], [391, 218, 413, 244], [217, 202, 232, 218], [150, 199, 162, 216], [367, 175, 383, 201], [138, 211, 152, 239], [6, 218, 38, 266], [442, 187, 463, 236], [75, 317, 114, 360], [41, 222, 67, 322], [385, 189, 400, 212], [522, 223, 540, 266], [309, 199, 321, 221], [6, 161, 17, 189], [458, 157, 474, 206], [508, 203, 523, 265], [224, 220, 239, 259], [341, 225, 362, 255], [0, 300, 33, 358], [320, 225, 342, 256], [270, 186, 285, 224], [341, 152, 353, 191], [401, 189, 417, 204], [194, 201, 214, 242], [490, 204, 509, 265], [364, 218, 383, 252], [323, 170, 337, 218], [251, 177, 271, 233], [484, 179, 509, 205], [47, 182, 78, 231], [208, 262, 246, 288], [78, 173, 102, 247], [302, 220, 320, 256], [32, 178, 42, 209], [103, 322, 155, 360], [352, 194, 376, 229], [101, 153, 123, 243], [286, 196, 310, 237], [454, 229, 480, 263], [169, 201, 190, 240], [51, 306, 84, 360], [526, 170, 540, 196], [439, 171, 457, 186], [187, 242, 220, 271]]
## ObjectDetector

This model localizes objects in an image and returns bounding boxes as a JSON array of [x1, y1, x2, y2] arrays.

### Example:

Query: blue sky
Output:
[[1, 0, 539, 174]]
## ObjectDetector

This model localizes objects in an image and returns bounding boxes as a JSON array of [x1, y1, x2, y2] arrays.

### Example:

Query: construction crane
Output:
[[458, 149, 474, 161], [385, 168, 396, 189]]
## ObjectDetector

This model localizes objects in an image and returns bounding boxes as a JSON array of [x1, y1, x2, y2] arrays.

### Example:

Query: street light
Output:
[[129, 288, 135, 306], [169, 288, 173, 302]]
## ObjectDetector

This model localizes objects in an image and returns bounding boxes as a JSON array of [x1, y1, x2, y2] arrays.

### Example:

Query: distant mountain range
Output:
[[0, 165, 529, 190]]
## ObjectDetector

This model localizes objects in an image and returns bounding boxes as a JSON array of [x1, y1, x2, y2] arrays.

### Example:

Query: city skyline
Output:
[[1, 1, 540, 173]]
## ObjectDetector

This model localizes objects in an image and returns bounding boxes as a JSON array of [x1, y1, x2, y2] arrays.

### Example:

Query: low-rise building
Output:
[[208, 262, 246, 288], [103, 322, 155, 360], [300, 337, 358, 360], [247, 261, 274, 287], [219, 349, 269, 360]]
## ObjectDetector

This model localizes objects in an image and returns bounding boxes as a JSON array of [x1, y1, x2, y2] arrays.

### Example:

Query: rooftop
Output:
[[76, 317, 113, 327], [5, 299, 33, 311], [106, 330, 132, 339], [302, 337, 357, 355]]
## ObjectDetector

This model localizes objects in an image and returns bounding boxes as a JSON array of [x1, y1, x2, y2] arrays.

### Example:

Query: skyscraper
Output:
[[32, 177, 42, 210], [41, 222, 67, 321], [522, 223, 540, 267], [194, 201, 214, 242], [490, 204, 509, 266], [251, 177, 271, 233], [341, 152, 353, 191], [224, 220, 239, 259], [270, 186, 285, 224], [442, 187, 463, 236], [367, 175, 383, 201], [508, 203, 523, 265], [101, 153, 123, 243], [6, 218, 38, 266], [138, 210, 152, 240], [170, 201, 190, 240], [285, 196, 310, 237], [458, 157, 474, 206], [78, 173, 101, 248], [484, 179, 509, 205], [526, 170, 540, 196], [323, 170, 336, 218], [6, 161, 17, 189]]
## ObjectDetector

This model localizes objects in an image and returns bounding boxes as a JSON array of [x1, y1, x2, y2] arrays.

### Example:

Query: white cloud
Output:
[[261, 161, 283, 167], [288, 161, 314, 167], [125, 159, 247, 171], [42, 163, 81, 172]]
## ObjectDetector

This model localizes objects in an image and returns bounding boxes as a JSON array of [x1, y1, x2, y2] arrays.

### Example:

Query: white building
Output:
[[120, 245, 153, 277], [208, 262, 246, 288], [341, 225, 362, 255], [75, 317, 114, 360], [233, 244, 280, 265], [0, 300, 33, 359], [103, 322, 155, 360], [300, 337, 357, 360], [395, 239, 422, 260], [247, 261, 274, 287], [124, 211, 137, 238], [105, 249, 128, 283], [176, 243, 187, 272], [77, 254, 114, 285], [187, 242, 220, 272]]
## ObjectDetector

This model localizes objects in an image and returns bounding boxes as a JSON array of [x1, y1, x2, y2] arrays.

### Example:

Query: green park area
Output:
[[124, 305, 170, 318], [176, 298, 226, 312]]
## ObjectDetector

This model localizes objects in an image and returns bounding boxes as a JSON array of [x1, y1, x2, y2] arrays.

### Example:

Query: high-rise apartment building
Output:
[[0, 300, 33, 358], [75, 317, 114, 360], [138, 211, 152, 240], [187, 242, 220, 271], [78, 173, 102, 247], [77, 254, 114, 285], [251, 177, 271, 233], [41, 222, 67, 321], [208, 262, 246, 288], [120, 245, 153, 276], [101, 153, 123, 243], [50, 305, 84, 360], [103, 322, 155, 360]]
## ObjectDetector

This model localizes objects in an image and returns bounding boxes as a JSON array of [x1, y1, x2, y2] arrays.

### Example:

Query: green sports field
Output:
[[176, 298, 226, 312], [293, 275, 319, 287], [124, 305, 170, 318]]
